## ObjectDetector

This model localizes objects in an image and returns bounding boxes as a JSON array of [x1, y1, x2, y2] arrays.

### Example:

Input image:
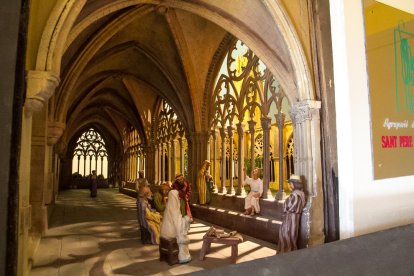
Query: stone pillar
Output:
[[144, 145, 153, 184], [206, 135, 211, 160], [211, 130, 218, 193], [261, 117, 272, 199], [171, 139, 176, 179], [166, 141, 171, 181], [179, 137, 185, 175], [134, 154, 137, 179], [276, 113, 286, 200], [236, 123, 245, 196], [161, 143, 166, 182], [30, 107, 49, 237], [248, 120, 256, 173], [290, 100, 324, 247], [154, 145, 158, 183], [227, 126, 235, 195], [219, 127, 226, 193], [158, 143, 162, 183]]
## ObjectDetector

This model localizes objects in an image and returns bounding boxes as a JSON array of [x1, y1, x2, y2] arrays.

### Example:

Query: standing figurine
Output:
[[277, 174, 306, 253], [197, 160, 213, 205], [90, 170, 98, 197]]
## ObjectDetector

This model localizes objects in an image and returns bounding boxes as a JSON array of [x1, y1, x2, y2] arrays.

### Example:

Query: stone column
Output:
[[219, 127, 226, 193], [248, 120, 256, 174], [290, 100, 324, 248], [159, 143, 163, 183], [236, 123, 246, 196], [154, 145, 159, 183], [171, 139, 177, 180], [227, 126, 235, 195], [161, 143, 166, 182], [211, 130, 218, 193], [261, 117, 272, 199], [276, 113, 286, 200], [30, 108, 49, 236], [166, 141, 171, 181], [133, 154, 137, 180], [47, 121, 65, 204], [206, 135, 211, 161], [179, 137, 185, 175]]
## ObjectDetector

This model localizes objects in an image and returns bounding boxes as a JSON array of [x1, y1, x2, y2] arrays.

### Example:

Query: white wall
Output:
[[330, 0, 414, 239]]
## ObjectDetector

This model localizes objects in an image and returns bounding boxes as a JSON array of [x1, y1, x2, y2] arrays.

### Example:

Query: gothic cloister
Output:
[[1, 1, 414, 276]]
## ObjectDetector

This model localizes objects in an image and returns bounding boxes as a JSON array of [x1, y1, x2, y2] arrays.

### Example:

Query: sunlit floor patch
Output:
[[30, 189, 276, 276]]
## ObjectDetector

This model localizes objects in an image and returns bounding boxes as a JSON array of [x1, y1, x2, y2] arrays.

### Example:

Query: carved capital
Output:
[[236, 122, 245, 135], [56, 138, 68, 158], [25, 70, 60, 116], [248, 120, 256, 132], [260, 116, 272, 131], [227, 125, 234, 137], [47, 122, 66, 146], [290, 100, 321, 125], [219, 127, 226, 138], [275, 112, 286, 128]]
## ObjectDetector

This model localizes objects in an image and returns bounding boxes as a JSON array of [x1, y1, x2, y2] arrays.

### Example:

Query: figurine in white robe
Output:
[[160, 189, 191, 263], [243, 168, 263, 215]]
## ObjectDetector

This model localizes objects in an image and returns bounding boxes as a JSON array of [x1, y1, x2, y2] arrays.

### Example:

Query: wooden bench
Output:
[[199, 233, 243, 263], [159, 237, 179, 265]]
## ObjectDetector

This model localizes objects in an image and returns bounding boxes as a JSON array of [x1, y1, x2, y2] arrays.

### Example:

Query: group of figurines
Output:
[[136, 172, 193, 264], [135, 160, 306, 264]]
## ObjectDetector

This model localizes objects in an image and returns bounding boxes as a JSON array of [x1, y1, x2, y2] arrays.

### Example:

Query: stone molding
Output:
[[47, 122, 66, 146], [25, 70, 60, 116], [290, 100, 321, 125]]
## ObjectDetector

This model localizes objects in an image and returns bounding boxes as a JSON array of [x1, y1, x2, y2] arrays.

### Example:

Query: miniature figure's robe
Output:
[[244, 176, 263, 213], [160, 189, 191, 263], [278, 189, 306, 253], [137, 196, 161, 244]]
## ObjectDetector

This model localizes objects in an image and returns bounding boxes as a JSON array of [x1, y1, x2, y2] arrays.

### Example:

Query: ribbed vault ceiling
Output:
[[53, 1, 296, 150]]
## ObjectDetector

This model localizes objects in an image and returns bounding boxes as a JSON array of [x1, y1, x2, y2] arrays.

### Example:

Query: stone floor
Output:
[[30, 189, 277, 276]]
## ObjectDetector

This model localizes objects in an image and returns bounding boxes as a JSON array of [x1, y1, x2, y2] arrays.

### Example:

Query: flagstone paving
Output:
[[30, 189, 277, 276]]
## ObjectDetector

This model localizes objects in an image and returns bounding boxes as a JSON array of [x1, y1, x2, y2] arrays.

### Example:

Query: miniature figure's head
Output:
[[203, 160, 211, 170], [142, 185, 152, 200], [138, 170, 144, 178], [175, 173, 184, 184], [160, 181, 171, 195], [92, 170, 97, 175], [173, 174, 186, 191], [288, 174, 303, 190], [137, 179, 150, 196], [252, 168, 260, 179]]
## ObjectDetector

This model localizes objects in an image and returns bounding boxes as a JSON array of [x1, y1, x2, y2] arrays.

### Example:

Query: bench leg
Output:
[[199, 241, 210, 261], [231, 244, 238, 263]]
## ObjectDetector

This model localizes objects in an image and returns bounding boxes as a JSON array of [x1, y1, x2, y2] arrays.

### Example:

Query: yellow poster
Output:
[[368, 19, 414, 179]]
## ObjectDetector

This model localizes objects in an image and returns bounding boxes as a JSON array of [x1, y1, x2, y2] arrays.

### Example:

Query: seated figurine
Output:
[[161, 177, 192, 264], [137, 183, 162, 245], [153, 182, 171, 215]]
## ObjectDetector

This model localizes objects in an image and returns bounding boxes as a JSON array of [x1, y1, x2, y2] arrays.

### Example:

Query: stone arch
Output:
[[35, 0, 323, 246], [36, 0, 87, 73], [35, 1, 314, 120]]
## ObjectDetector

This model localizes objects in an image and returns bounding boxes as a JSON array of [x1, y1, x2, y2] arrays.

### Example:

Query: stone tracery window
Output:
[[72, 128, 108, 178], [286, 135, 295, 178], [153, 99, 187, 182], [209, 39, 293, 197], [123, 127, 144, 181]]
